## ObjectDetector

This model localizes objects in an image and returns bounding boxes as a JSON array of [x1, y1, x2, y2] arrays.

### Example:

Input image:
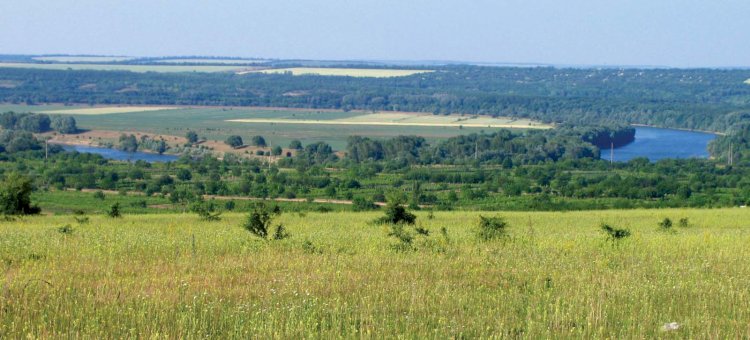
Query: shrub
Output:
[[191, 201, 222, 221], [107, 203, 122, 218], [601, 223, 630, 242], [658, 218, 673, 231], [57, 224, 74, 235], [678, 218, 690, 228], [0, 173, 40, 215], [243, 203, 287, 240], [93, 190, 106, 200], [352, 196, 378, 211], [375, 199, 416, 225], [477, 215, 508, 241]]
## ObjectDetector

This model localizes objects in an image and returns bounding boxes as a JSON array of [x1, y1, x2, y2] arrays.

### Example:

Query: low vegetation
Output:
[[1, 208, 748, 337]]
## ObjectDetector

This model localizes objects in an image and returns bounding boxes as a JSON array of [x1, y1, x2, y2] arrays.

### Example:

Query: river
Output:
[[60, 145, 179, 163], [600, 127, 717, 162]]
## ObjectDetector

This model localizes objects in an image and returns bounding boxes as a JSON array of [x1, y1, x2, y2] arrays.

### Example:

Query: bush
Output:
[[57, 224, 74, 235], [678, 218, 690, 228], [601, 223, 630, 242], [0, 173, 40, 215], [658, 217, 673, 230], [375, 198, 416, 225], [93, 190, 106, 200], [191, 200, 222, 221], [107, 203, 122, 218], [477, 215, 508, 241], [242, 203, 287, 240], [352, 196, 378, 211]]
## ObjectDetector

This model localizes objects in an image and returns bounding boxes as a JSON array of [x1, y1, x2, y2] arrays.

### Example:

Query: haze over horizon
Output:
[[2, 0, 749, 68]]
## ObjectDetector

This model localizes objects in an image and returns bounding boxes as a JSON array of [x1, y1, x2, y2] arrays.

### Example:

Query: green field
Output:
[[243, 67, 433, 78], [1, 105, 542, 149], [1, 208, 749, 337], [0, 62, 248, 73]]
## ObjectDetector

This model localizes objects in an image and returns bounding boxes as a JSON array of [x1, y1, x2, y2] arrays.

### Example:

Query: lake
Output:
[[60, 145, 179, 163], [601, 127, 717, 162]]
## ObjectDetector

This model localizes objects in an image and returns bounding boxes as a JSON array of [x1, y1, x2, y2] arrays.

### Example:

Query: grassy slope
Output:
[[1, 209, 749, 338]]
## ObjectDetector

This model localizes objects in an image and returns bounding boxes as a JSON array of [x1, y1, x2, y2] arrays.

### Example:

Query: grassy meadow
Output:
[[1, 208, 749, 338], [243, 67, 433, 78]]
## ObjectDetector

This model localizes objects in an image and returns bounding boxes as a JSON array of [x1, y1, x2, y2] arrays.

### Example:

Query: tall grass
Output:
[[1, 208, 749, 337]]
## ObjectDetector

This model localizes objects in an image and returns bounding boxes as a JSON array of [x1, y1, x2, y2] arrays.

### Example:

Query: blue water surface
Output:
[[60, 145, 179, 163], [600, 127, 717, 162]]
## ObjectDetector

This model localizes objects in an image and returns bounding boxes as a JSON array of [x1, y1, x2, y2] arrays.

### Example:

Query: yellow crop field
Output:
[[42, 106, 179, 115], [227, 112, 551, 129], [1, 208, 749, 337], [241, 67, 433, 78]]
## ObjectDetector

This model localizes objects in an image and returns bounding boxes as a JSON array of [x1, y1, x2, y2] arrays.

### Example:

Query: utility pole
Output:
[[729, 142, 733, 166], [610, 142, 614, 164], [474, 140, 478, 160]]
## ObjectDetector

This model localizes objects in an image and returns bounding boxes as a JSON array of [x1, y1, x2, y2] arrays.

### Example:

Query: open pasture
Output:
[[0, 62, 248, 73], [241, 67, 433, 78], [1, 208, 749, 338]]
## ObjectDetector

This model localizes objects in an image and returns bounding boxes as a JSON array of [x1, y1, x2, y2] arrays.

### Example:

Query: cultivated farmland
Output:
[[227, 112, 549, 129], [154, 58, 269, 64], [32, 56, 135, 63], [242, 67, 433, 78], [5, 105, 547, 149], [1, 208, 749, 338], [42, 106, 179, 115], [0, 62, 249, 73]]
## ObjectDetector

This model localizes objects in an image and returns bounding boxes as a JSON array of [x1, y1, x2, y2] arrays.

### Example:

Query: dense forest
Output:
[[1, 66, 750, 133]]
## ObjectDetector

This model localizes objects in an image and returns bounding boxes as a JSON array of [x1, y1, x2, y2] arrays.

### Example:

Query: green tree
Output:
[[186, 130, 199, 143], [251, 135, 267, 147], [119, 134, 138, 152], [225, 135, 243, 148], [51, 116, 78, 134], [0, 173, 40, 215]]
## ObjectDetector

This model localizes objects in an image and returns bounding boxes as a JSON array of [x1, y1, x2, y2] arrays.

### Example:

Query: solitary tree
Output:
[[225, 135, 244, 148], [251, 135, 267, 147], [186, 131, 199, 144]]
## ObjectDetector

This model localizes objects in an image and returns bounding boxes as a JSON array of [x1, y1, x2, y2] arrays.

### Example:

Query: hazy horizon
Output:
[[2, 0, 749, 68]]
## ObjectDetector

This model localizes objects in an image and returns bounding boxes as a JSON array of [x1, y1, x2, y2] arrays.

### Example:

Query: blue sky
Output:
[[2, 0, 749, 67]]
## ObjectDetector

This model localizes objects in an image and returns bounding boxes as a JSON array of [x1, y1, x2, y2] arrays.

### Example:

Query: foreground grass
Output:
[[1, 209, 749, 338]]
